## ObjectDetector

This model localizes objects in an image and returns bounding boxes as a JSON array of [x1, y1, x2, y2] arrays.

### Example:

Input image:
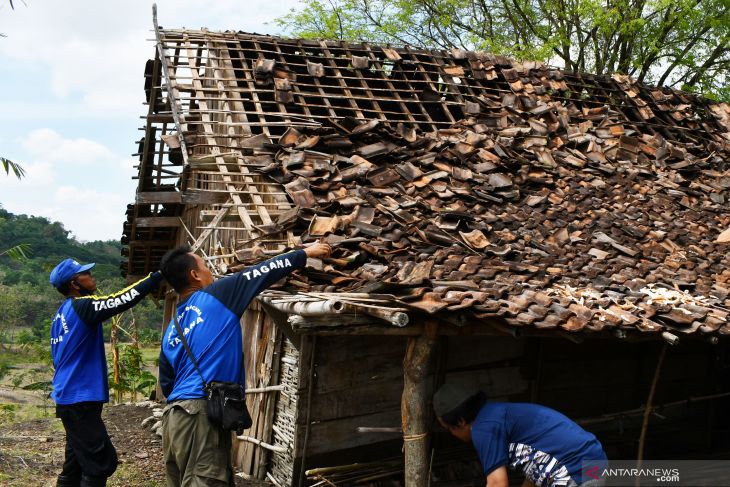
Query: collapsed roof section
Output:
[[123, 24, 730, 339]]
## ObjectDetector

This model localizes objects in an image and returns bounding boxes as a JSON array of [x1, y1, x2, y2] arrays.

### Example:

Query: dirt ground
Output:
[[0, 402, 268, 487]]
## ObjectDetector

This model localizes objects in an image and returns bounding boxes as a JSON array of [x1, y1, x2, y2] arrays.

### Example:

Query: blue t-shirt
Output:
[[159, 250, 306, 402], [51, 272, 162, 405], [471, 402, 607, 487]]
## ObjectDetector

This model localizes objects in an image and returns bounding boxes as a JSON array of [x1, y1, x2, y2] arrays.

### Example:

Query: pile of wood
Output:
[[228, 79, 730, 338]]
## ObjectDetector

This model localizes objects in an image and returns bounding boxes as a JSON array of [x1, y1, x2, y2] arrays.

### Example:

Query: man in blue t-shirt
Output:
[[434, 383, 607, 487], [49, 258, 162, 487], [159, 243, 331, 486]]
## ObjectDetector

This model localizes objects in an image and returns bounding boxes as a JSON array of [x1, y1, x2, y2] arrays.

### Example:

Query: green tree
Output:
[[277, 0, 730, 100]]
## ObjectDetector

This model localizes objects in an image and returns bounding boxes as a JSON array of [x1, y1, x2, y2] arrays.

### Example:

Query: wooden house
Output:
[[122, 10, 730, 486]]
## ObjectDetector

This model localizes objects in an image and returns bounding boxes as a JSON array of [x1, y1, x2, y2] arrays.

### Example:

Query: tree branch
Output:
[[656, 24, 715, 86], [685, 38, 730, 87]]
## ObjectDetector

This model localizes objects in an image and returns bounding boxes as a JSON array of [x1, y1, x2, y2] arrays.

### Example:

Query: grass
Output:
[[139, 345, 160, 365], [0, 342, 162, 407], [109, 464, 165, 487], [0, 418, 63, 487], [0, 341, 167, 487], [0, 403, 57, 425], [0, 345, 54, 421]]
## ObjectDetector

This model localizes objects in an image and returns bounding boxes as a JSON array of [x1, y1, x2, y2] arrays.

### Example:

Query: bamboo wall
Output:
[[269, 337, 302, 486]]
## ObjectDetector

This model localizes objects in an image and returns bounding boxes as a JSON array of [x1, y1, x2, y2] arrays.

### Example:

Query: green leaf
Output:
[[1, 157, 25, 179], [0, 243, 31, 261]]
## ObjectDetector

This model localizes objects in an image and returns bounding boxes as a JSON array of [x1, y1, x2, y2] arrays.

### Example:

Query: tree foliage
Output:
[[277, 0, 730, 100]]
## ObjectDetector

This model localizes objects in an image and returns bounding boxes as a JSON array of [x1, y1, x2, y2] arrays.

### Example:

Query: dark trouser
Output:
[[55, 402, 118, 487]]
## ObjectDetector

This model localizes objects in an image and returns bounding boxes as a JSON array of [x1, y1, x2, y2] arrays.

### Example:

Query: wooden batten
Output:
[[156, 294, 178, 401]]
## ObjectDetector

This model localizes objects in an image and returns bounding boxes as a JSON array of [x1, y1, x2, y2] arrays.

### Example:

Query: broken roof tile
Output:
[[131, 31, 730, 340]]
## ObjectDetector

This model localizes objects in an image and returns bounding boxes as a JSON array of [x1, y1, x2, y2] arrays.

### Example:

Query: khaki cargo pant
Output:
[[162, 399, 234, 487]]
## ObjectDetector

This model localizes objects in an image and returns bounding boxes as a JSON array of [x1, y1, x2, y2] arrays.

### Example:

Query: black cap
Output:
[[433, 382, 479, 417]]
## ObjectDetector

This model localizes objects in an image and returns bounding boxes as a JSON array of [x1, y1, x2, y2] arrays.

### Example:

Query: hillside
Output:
[[0, 207, 163, 342]]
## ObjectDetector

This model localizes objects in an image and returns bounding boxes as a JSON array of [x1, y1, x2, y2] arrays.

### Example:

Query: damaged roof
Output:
[[124, 29, 730, 339]]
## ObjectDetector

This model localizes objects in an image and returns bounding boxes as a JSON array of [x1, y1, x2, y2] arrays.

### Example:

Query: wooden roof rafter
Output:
[[123, 19, 730, 287]]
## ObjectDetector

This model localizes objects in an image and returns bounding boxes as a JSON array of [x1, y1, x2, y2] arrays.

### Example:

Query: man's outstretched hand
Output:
[[303, 242, 332, 259]]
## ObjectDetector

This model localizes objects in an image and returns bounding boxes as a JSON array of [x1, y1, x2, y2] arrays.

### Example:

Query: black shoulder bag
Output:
[[172, 313, 252, 434]]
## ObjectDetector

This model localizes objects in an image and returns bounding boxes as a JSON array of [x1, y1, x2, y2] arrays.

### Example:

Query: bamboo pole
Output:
[[578, 391, 730, 426], [131, 312, 140, 402], [110, 315, 121, 404], [636, 343, 668, 487], [236, 435, 287, 453], [246, 385, 285, 394], [259, 295, 410, 326], [402, 320, 438, 487]]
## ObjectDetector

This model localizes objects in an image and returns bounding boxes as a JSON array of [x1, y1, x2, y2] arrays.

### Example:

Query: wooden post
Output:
[[402, 320, 438, 487], [155, 293, 177, 401]]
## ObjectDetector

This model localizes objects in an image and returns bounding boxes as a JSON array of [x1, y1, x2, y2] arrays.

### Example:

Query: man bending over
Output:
[[434, 382, 607, 487]]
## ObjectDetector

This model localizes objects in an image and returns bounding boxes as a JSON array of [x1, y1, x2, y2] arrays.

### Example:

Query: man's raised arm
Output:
[[72, 272, 163, 325], [205, 244, 332, 317]]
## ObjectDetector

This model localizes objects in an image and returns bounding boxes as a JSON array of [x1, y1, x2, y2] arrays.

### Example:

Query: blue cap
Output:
[[49, 258, 96, 288]]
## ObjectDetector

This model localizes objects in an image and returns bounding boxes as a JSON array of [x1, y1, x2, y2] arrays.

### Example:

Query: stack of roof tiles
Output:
[[233, 66, 730, 337]]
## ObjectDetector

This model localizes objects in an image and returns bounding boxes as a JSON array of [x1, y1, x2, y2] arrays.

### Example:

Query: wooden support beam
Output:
[[190, 203, 232, 252], [135, 216, 182, 227], [402, 320, 438, 487], [136, 191, 183, 204], [183, 36, 259, 241]]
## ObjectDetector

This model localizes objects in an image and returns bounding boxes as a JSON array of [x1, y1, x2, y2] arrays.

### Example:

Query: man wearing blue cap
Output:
[[49, 258, 163, 487]]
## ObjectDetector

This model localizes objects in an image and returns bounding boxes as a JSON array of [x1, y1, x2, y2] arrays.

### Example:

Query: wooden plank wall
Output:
[[233, 302, 283, 478], [297, 335, 528, 460], [296, 335, 409, 458], [294, 334, 728, 476], [531, 339, 727, 459]]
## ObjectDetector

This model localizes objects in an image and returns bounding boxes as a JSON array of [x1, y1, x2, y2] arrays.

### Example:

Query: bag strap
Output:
[[172, 310, 207, 389]]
